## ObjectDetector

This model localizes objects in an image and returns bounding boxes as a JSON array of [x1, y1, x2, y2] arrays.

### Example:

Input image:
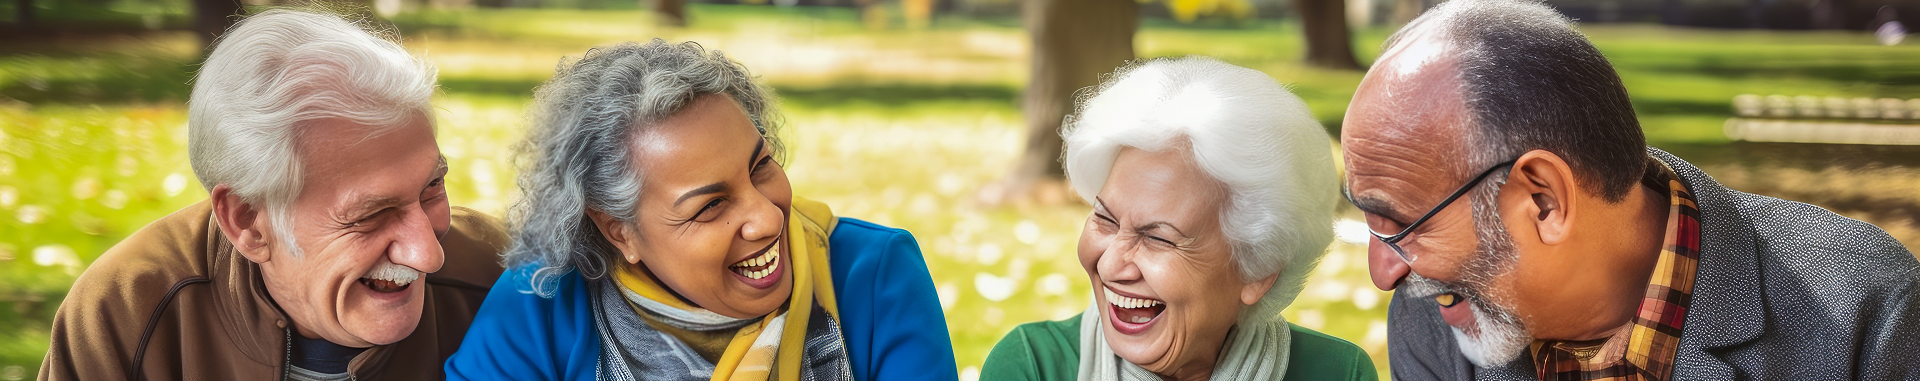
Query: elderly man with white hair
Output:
[[39, 8, 507, 381], [981, 57, 1376, 381]]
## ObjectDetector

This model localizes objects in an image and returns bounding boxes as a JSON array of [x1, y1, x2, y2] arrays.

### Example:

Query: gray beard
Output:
[[1400, 184, 1532, 368]]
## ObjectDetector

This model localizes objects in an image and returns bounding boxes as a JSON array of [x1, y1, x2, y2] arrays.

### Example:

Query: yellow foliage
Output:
[[1162, 0, 1255, 22]]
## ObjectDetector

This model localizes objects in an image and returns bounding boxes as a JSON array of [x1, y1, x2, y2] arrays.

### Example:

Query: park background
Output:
[[1, 0, 1918, 378]]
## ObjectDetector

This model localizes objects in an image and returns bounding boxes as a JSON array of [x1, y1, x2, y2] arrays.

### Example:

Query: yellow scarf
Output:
[[612, 197, 841, 381]]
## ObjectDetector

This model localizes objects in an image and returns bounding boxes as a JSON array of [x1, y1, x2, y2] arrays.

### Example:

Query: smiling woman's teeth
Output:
[[1104, 287, 1164, 314], [729, 244, 781, 280]]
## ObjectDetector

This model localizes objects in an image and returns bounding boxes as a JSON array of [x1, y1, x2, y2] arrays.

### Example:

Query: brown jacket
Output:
[[38, 201, 508, 381]]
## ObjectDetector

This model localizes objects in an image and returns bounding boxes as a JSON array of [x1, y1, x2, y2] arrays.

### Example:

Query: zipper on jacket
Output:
[[279, 327, 359, 381], [282, 327, 292, 381]]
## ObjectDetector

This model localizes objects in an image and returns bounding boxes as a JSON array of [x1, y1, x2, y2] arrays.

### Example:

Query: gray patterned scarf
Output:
[[586, 277, 853, 381]]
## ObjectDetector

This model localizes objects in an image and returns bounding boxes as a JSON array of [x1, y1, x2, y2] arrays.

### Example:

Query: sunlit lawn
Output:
[[3, 3, 1919, 378]]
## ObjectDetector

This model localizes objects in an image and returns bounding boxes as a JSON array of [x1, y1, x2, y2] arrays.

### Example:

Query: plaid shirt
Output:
[[1530, 162, 1700, 381]]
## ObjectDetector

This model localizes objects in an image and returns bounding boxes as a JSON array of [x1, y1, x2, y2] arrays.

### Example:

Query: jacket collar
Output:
[[202, 208, 288, 371], [1648, 148, 1764, 376]]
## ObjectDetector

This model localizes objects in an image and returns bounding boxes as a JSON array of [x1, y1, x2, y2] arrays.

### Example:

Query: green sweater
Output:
[[981, 313, 1378, 381]]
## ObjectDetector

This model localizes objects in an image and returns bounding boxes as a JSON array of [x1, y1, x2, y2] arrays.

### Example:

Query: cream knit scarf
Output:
[[1077, 301, 1292, 381]]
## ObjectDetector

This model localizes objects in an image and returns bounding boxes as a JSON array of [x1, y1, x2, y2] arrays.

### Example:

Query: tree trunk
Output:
[[1298, 0, 1362, 70], [655, 0, 687, 27], [193, 0, 244, 48], [15, 0, 32, 28], [987, 0, 1136, 205], [1660, 0, 1684, 25]]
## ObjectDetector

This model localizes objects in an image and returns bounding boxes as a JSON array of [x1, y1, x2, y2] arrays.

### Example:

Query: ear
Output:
[[585, 209, 641, 265], [1239, 271, 1281, 307], [210, 185, 275, 264], [1506, 150, 1577, 245]]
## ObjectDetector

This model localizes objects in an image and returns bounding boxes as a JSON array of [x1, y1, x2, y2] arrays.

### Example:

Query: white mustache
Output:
[[364, 260, 422, 286], [1401, 272, 1451, 299]]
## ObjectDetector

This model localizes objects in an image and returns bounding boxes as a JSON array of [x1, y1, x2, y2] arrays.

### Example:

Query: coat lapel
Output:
[[1649, 148, 1763, 379]]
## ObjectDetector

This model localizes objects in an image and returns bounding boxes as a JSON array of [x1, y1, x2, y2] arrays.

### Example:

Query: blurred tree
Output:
[[904, 0, 936, 28], [15, 0, 33, 27], [1165, 0, 1251, 21], [1391, 0, 1424, 25], [1812, 0, 1855, 29], [194, 0, 244, 47], [991, 0, 1360, 203], [857, 0, 886, 29], [986, 0, 1135, 205], [654, 0, 686, 27], [1297, 0, 1361, 70]]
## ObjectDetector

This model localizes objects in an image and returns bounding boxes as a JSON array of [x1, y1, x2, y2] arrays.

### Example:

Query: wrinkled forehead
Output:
[[1349, 19, 1470, 138], [1102, 145, 1228, 228], [1342, 27, 1478, 203], [291, 113, 443, 209]]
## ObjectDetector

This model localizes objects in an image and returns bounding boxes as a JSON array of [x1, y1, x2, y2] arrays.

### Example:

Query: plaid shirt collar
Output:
[[1529, 158, 1700, 381]]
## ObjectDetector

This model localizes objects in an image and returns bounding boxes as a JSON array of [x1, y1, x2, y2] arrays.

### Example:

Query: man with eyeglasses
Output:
[[1340, 1, 1920, 380]]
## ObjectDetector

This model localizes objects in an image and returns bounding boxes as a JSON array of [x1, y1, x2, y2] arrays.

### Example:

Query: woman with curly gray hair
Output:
[[444, 40, 957, 381]]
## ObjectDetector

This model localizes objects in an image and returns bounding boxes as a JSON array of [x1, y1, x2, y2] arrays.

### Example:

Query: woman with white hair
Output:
[[981, 57, 1376, 380], [443, 40, 958, 381]]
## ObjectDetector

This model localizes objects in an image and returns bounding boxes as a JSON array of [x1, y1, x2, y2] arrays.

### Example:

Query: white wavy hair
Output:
[[187, 8, 437, 255], [1061, 56, 1338, 323]]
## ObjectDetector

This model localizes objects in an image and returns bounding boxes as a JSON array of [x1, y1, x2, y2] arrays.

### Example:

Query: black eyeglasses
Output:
[[1345, 160, 1516, 263]]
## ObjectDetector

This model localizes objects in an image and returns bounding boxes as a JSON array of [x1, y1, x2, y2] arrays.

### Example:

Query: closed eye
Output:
[[690, 198, 724, 222], [1143, 234, 1177, 246], [751, 155, 776, 180], [346, 208, 390, 229]]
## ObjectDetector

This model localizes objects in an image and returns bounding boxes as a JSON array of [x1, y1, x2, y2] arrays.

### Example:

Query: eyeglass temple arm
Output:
[[1373, 160, 1518, 244]]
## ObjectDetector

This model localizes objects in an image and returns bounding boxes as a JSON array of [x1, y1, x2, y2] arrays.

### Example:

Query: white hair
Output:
[[187, 8, 437, 255], [1061, 56, 1338, 323]]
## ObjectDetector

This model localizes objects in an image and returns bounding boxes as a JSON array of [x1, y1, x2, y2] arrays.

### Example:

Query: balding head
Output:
[[1340, 0, 1663, 366], [1346, 0, 1645, 203]]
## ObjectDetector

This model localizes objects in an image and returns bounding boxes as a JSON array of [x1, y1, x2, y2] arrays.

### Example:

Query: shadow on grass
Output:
[[438, 77, 546, 97], [440, 78, 1021, 109], [1632, 98, 1733, 116], [0, 58, 197, 105], [1662, 142, 1920, 171], [1641, 57, 1920, 98], [7, 64, 1023, 111], [776, 84, 1019, 107]]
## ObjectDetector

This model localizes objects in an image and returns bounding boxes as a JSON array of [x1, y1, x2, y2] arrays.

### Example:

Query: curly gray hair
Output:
[[506, 40, 784, 297]]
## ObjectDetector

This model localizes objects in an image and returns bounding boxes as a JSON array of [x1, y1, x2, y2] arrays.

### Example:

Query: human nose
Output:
[[1097, 241, 1143, 283], [739, 190, 784, 243], [1368, 239, 1409, 291], [389, 205, 445, 274]]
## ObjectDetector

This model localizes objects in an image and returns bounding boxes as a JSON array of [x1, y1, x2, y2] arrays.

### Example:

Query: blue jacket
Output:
[[444, 218, 959, 381]]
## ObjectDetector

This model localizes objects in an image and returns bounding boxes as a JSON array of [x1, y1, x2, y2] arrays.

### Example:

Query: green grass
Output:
[[3, 3, 1919, 378]]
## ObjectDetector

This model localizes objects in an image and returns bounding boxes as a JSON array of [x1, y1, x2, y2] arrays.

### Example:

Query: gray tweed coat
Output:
[[1386, 147, 1920, 380]]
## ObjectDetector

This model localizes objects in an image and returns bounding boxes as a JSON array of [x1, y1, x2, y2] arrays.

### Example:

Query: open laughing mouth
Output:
[[1105, 286, 1165, 334], [1435, 291, 1481, 335], [727, 239, 783, 289], [359, 262, 420, 294]]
